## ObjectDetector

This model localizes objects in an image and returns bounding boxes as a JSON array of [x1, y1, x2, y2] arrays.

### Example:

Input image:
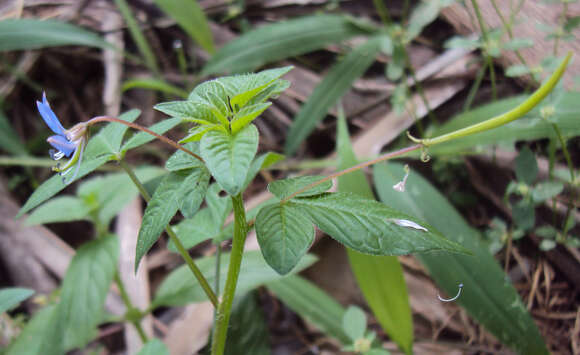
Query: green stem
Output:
[[372, 0, 392, 26], [118, 159, 219, 308], [211, 194, 248, 355], [487, 55, 497, 100], [463, 63, 487, 112], [554, 2, 568, 56], [113, 272, 148, 343], [408, 52, 571, 146], [403, 49, 437, 124], [550, 122, 575, 182]]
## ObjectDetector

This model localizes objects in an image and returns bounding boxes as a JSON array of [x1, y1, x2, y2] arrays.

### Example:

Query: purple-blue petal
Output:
[[47, 135, 76, 157], [37, 92, 66, 136]]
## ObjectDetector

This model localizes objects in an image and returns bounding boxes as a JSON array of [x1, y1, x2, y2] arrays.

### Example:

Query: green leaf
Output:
[[0, 288, 34, 314], [512, 200, 535, 231], [505, 64, 531, 77], [137, 339, 169, 355], [291, 192, 469, 256], [152, 250, 317, 307], [154, 100, 219, 124], [17, 156, 110, 217], [266, 275, 350, 344], [539, 239, 556, 251], [165, 142, 204, 171], [179, 168, 210, 218], [6, 305, 63, 355], [121, 117, 182, 153], [406, 0, 454, 41], [202, 15, 374, 74], [78, 167, 164, 225], [153, 0, 214, 53], [386, 44, 405, 81], [231, 102, 271, 134], [444, 36, 481, 50], [59, 234, 119, 350], [285, 36, 383, 155], [373, 163, 549, 355], [218, 67, 292, 109], [336, 111, 413, 354], [25, 197, 91, 225], [179, 124, 222, 143], [515, 146, 538, 185], [122, 78, 188, 98], [200, 124, 259, 195], [224, 292, 270, 355], [169, 209, 215, 251], [135, 168, 208, 270], [0, 19, 113, 51], [255, 203, 314, 275], [342, 306, 367, 341], [268, 175, 332, 200], [531, 181, 563, 203], [503, 38, 534, 50]]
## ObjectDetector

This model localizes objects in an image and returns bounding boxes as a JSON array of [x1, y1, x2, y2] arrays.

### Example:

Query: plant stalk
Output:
[[118, 159, 218, 308], [113, 272, 148, 343], [211, 194, 248, 355]]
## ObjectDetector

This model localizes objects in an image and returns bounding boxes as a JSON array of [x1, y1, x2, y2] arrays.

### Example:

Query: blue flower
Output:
[[37, 92, 87, 184]]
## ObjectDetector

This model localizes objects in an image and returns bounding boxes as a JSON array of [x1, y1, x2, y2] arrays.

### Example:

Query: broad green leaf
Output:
[[121, 117, 182, 153], [342, 306, 367, 341], [135, 168, 208, 270], [59, 234, 119, 350], [153, 0, 214, 53], [122, 78, 188, 98], [25, 197, 91, 225], [152, 250, 317, 307], [231, 102, 271, 134], [531, 181, 564, 203], [200, 124, 259, 195], [266, 275, 350, 344], [512, 200, 535, 231], [242, 152, 285, 191], [78, 167, 164, 225], [202, 15, 374, 74], [0, 19, 113, 51], [336, 112, 413, 354], [224, 292, 270, 355], [515, 146, 538, 185], [268, 175, 332, 200], [179, 124, 222, 143], [285, 36, 383, 155], [165, 142, 204, 171], [428, 92, 580, 156], [373, 163, 548, 355], [17, 155, 109, 217], [255, 203, 314, 275], [0, 108, 27, 155], [291, 192, 469, 255], [0, 288, 34, 314], [137, 339, 169, 355], [179, 168, 210, 218], [6, 305, 63, 355], [154, 100, 219, 124]]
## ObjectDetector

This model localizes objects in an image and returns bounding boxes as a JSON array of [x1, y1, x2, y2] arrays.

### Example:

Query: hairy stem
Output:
[[211, 194, 248, 355], [118, 159, 218, 308]]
